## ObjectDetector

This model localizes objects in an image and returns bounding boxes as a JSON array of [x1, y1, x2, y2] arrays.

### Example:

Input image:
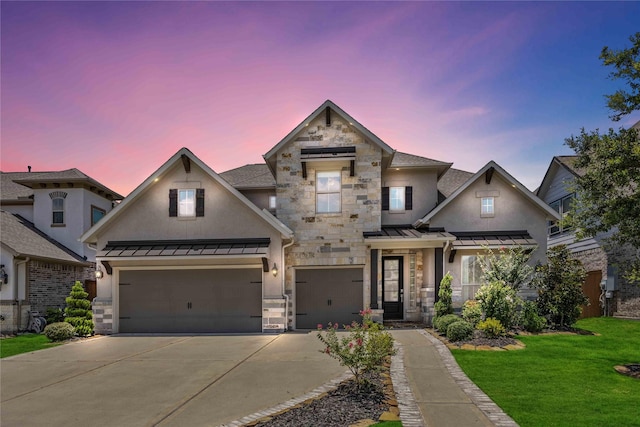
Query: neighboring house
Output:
[[537, 154, 640, 318], [0, 169, 122, 333], [81, 100, 559, 334]]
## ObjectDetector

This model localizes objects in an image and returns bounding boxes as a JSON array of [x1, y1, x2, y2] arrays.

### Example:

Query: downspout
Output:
[[281, 238, 295, 331], [14, 257, 30, 331]]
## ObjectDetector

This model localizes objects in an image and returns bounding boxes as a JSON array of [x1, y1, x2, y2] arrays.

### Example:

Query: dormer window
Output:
[[49, 191, 67, 225]]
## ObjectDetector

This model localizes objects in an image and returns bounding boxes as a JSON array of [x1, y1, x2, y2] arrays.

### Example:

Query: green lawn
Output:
[[0, 333, 62, 358], [453, 317, 640, 427]]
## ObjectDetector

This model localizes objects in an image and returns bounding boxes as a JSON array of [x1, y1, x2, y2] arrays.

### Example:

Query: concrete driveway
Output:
[[0, 333, 346, 427]]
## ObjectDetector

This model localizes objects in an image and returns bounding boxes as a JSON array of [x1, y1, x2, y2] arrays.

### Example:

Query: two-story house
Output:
[[0, 169, 122, 333], [81, 100, 559, 334], [537, 150, 640, 319]]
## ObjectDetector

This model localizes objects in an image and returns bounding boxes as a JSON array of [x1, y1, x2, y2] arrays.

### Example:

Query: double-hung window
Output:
[[461, 255, 483, 300], [548, 194, 574, 235], [316, 171, 341, 213], [178, 189, 196, 217], [50, 191, 67, 225], [169, 188, 205, 217], [389, 187, 405, 211], [481, 197, 494, 216]]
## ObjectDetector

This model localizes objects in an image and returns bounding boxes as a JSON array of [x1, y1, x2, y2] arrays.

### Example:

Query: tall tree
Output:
[[565, 32, 640, 282], [601, 32, 640, 122]]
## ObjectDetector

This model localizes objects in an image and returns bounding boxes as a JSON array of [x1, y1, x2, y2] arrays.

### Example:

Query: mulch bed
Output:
[[252, 370, 395, 427]]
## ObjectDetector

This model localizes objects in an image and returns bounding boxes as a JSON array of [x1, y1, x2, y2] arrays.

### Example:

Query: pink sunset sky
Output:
[[2, 1, 639, 196]]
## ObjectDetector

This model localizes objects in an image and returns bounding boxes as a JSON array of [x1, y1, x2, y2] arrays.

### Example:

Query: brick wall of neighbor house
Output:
[[276, 114, 382, 327], [608, 246, 640, 318], [28, 260, 95, 314]]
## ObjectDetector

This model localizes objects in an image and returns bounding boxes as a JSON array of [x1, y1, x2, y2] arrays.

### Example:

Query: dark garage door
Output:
[[119, 269, 262, 333], [296, 268, 363, 329]]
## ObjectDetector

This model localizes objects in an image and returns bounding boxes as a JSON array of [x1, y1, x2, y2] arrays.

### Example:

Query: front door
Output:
[[383, 256, 403, 320]]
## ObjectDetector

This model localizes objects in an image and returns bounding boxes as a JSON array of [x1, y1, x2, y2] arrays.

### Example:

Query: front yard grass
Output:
[[452, 317, 640, 427], [0, 333, 62, 358]]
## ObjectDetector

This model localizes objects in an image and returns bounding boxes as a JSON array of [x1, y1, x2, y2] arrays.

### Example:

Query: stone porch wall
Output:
[[92, 298, 113, 334]]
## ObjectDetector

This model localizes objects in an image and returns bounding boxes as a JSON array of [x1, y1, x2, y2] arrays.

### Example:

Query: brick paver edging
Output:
[[418, 330, 519, 427], [390, 342, 425, 427]]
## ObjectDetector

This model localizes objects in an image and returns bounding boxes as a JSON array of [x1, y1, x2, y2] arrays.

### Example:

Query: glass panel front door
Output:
[[383, 256, 403, 320]]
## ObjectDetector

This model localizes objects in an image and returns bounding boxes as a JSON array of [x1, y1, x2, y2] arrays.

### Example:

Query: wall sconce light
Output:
[[0, 265, 7, 285], [272, 263, 278, 277], [95, 267, 104, 279]]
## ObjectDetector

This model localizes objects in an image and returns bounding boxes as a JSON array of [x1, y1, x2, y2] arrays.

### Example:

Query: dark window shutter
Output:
[[405, 186, 413, 210], [169, 189, 177, 217], [382, 187, 389, 211], [196, 188, 205, 217]]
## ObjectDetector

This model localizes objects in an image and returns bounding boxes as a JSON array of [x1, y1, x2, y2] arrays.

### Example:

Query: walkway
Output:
[[391, 329, 518, 427]]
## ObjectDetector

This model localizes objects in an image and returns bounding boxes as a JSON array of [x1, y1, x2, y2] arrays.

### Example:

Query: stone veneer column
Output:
[[92, 298, 113, 334]]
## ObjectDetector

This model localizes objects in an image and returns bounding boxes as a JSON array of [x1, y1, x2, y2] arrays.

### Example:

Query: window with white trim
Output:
[[316, 171, 341, 213], [461, 255, 484, 300], [548, 194, 574, 235], [49, 191, 67, 225], [269, 195, 277, 210], [390, 187, 405, 211], [178, 189, 196, 217], [481, 197, 494, 216]]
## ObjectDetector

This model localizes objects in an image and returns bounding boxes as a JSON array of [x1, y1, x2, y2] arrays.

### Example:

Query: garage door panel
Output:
[[296, 269, 363, 330], [119, 269, 262, 333]]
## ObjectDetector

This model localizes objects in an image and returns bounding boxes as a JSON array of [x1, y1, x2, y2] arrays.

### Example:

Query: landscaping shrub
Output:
[[478, 246, 535, 291], [64, 281, 94, 337], [446, 320, 474, 342], [462, 300, 482, 327], [475, 281, 520, 330], [520, 300, 547, 332], [317, 309, 396, 386], [477, 317, 506, 338], [433, 314, 461, 333], [532, 245, 588, 328], [44, 322, 76, 342], [45, 307, 65, 324], [434, 272, 454, 317]]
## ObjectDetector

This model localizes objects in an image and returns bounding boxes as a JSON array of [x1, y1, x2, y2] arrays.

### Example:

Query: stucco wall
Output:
[[381, 168, 438, 225], [429, 173, 550, 304]]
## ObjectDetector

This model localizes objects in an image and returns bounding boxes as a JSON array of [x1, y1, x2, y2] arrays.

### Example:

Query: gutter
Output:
[[281, 238, 295, 331]]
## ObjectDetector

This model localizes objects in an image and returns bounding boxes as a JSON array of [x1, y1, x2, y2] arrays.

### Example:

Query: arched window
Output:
[[49, 192, 67, 225]]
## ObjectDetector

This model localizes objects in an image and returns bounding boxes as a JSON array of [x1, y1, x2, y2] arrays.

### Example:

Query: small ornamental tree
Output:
[[434, 272, 454, 317], [478, 246, 535, 291], [317, 309, 395, 387], [65, 281, 94, 336], [532, 245, 588, 328]]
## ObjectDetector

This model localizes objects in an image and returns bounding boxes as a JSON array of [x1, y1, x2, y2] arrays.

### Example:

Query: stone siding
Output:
[[262, 298, 286, 333], [0, 303, 30, 334], [276, 113, 382, 328], [92, 298, 113, 334], [28, 260, 95, 314]]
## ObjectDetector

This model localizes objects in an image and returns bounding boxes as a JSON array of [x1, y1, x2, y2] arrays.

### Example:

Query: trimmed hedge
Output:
[[446, 320, 474, 342], [44, 322, 76, 342], [434, 314, 461, 333]]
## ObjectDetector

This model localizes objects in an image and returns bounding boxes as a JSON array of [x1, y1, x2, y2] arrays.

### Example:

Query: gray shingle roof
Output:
[[554, 155, 585, 177], [391, 152, 451, 168], [219, 164, 275, 189], [1, 172, 35, 200], [0, 210, 89, 265], [2, 169, 123, 201], [437, 168, 474, 198]]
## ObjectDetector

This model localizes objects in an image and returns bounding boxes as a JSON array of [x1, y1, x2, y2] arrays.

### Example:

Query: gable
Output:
[[415, 161, 560, 228], [80, 148, 293, 245], [263, 100, 395, 176]]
